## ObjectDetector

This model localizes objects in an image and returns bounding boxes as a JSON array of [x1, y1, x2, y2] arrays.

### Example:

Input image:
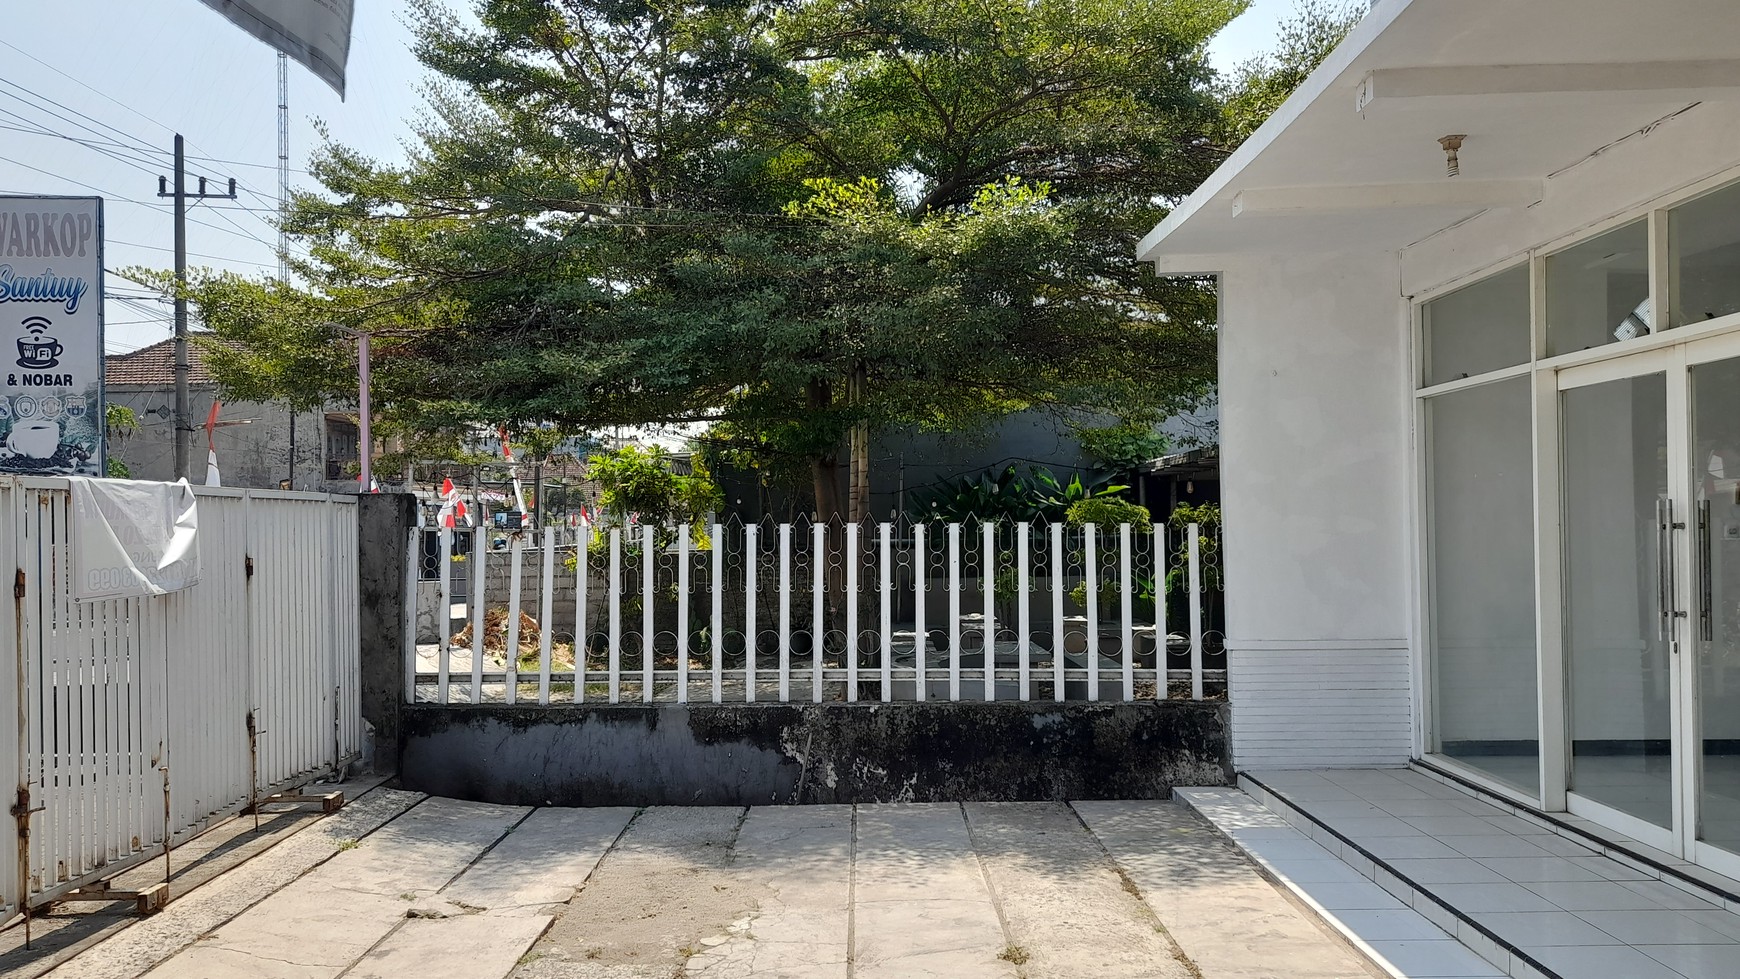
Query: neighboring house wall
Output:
[[1218, 251, 1412, 770], [106, 384, 329, 490]]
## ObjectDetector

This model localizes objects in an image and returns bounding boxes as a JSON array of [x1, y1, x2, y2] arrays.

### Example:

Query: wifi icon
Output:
[[21, 318, 52, 336]]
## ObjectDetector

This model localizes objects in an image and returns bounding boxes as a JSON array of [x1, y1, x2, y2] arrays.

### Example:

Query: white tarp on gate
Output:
[[69, 477, 200, 600], [196, 0, 355, 97]]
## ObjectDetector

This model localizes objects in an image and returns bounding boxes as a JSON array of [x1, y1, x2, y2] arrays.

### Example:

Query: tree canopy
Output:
[[165, 0, 1356, 515]]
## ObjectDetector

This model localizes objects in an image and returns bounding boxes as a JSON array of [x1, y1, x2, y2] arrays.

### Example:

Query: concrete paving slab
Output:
[[964, 802, 1196, 979], [136, 798, 525, 979], [41, 785, 425, 979], [682, 805, 852, 979], [441, 806, 635, 916], [344, 915, 552, 979], [510, 807, 758, 979], [1074, 799, 1380, 979], [851, 804, 1013, 979]]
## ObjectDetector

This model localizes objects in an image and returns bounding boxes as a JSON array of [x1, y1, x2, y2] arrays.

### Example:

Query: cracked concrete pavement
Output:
[[22, 788, 1382, 979]]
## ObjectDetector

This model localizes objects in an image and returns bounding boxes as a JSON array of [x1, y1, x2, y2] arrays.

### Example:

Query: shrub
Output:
[[1064, 497, 1150, 528]]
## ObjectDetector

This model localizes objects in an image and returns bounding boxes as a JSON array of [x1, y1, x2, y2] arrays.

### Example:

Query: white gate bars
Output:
[[0, 478, 362, 930], [410, 517, 1226, 706]]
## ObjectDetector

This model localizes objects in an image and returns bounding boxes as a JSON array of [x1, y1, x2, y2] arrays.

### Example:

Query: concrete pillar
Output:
[[358, 492, 416, 773]]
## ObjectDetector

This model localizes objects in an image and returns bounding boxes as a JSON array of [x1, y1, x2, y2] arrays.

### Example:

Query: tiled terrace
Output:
[[1178, 767, 1740, 979]]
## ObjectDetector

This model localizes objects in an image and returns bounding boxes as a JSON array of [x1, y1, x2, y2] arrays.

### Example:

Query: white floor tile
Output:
[[1522, 880, 1676, 911], [1302, 881, 1407, 911], [1619, 878, 1722, 910], [1363, 836, 1469, 860], [1386, 858, 1508, 885], [1429, 882, 1560, 913], [1438, 835, 1553, 859], [1574, 909, 1738, 944], [1472, 911, 1622, 948], [1334, 908, 1454, 941], [1528, 944, 1687, 979], [1636, 942, 1740, 977], [1365, 939, 1501, 977], [1475, 856, 1606, 883]]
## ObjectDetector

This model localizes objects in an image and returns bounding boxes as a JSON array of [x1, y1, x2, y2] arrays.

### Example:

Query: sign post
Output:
[[0, 196, 103, 477]]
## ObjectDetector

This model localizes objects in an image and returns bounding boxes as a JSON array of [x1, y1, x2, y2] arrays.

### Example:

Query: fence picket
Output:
[[812, 522, 824, 703], [1121, 523, 1134, 702], [437, 529, 451, 703], [642, 524, 656, 703], [982, 521, 995, 702], [471, 525, 487, 704], [1188, 522, 1204, 701], [608, 528, 622, 704], [947, 523, 961, 702], [506, 534, 523, 706], [780, 523, 792, 703], [539, 528, 555, 705], [1153, 523, 1165, 701], [1084, 524, 1098, 703], [678, 524, 690, 705], [574, 526, 586, 704], [879, 523, 892, 703], [745, 523, 757, 703], [913, 523, 926, 703], [846, 522, 859, 702], [1051, 522, 1064, 703], [711, 523, 723, 704], [1017, 523, 1030, 702]]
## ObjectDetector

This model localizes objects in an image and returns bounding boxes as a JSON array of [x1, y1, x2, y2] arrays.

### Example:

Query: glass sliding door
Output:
[[1689, 352, 1740, 865], [1561, 370, 1679, 841]]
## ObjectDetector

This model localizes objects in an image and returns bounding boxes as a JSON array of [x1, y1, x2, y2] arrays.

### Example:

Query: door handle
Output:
[[1701, 499, 1714, 642], [1659, 497, 1671, 642]]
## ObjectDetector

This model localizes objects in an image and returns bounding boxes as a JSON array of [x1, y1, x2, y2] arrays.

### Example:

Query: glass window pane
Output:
[[1422, 265, 1530, 387], [1546, 220, 1652, 357], [1427, 376, 1539, 795], [1562, 373, 1672, 829], [1672, 180, 1740, 327]]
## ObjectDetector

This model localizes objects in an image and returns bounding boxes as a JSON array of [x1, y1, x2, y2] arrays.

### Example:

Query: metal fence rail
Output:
[[0, 478, 361, 930], [410, 517, 1225, 706]]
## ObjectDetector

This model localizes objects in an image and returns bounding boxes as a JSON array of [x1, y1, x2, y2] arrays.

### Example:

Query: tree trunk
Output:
[[808, 378, 845, 521], [847, 363, 870, 524]]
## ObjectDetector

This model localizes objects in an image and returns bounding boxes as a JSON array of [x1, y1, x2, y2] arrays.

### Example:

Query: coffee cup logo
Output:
[[7, 419, 59, 459], [16, 317, 61, 370]]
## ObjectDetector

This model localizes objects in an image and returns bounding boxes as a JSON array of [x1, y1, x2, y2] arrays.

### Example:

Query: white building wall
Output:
[[1219, 251, 1413, 769]]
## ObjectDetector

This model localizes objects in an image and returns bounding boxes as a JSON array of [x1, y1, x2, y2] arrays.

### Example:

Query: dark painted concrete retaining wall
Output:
[[399, 702, 1231, 806], [359, 493, 417, 773]]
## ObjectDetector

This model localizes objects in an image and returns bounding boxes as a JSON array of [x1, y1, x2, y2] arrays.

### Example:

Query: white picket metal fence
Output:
[[0, 478, 361, 931], [410, 517, 1224, 706]]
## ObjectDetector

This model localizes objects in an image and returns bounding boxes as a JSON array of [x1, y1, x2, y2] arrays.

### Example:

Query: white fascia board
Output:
[[1135, 0, 1422, 263], [1149, 255, 1226, 277], [1231, 179, 1542, 216], [1357, 60, 1740, 110]]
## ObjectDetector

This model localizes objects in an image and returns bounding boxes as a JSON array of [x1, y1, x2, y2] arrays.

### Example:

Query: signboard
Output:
[[0, 197, 103, 477], [69, 478, 200, 601], [197, 0, 355, 98]]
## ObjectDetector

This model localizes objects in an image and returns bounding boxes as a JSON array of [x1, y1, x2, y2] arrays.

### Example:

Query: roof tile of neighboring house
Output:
[[105, 336, 226, 387]]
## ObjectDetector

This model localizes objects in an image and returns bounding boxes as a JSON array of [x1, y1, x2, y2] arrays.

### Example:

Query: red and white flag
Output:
[[203, 402, 223, 487], [436, 477, 470, 529]]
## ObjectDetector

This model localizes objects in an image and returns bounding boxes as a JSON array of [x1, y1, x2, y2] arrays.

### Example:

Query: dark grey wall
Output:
[[399, 701, 1231, 806], [359, 492, 416, 773]]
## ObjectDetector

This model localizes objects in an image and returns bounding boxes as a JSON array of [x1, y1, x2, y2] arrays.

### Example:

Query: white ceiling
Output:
[[1141, 0, 1740, 262]]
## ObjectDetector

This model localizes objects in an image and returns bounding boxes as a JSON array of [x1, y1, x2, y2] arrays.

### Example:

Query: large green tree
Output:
[[176, 0, 1256, 517]]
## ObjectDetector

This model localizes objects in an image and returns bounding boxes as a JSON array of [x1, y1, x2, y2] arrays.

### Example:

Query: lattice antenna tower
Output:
[[277, 52, 290, 283]]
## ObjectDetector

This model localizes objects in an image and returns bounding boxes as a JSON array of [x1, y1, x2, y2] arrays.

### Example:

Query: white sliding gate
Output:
[[0, 478, 361, 929], [410, 517, 1226, 706]]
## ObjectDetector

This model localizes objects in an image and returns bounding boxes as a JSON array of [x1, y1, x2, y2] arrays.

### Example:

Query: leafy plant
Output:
[[1064, 497, 1151, 528], [586, 445, 721, 549], [1074, 421, 1170, 472], [910, 466, 1130, 523]]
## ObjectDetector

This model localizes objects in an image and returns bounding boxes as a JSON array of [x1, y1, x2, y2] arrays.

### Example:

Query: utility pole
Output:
[[157, 135, 237, 481], [279, 53, 295, 487]]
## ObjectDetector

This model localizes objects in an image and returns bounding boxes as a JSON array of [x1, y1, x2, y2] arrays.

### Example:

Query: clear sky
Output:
[[0, 0, 1299, 355]]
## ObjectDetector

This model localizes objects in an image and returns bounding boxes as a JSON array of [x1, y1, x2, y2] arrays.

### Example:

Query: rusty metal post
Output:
[[11, 786, 31, 948], [246, 711, 259, 832]]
